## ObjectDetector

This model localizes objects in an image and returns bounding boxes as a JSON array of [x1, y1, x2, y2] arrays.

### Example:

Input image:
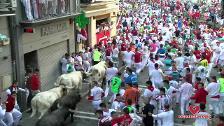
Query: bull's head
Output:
[[59, 85, 68, 96], [81, 71, 92, 79]]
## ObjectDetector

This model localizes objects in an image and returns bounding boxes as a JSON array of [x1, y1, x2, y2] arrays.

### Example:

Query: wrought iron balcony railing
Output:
[[20, 0, 80, 23], [0, 0, 16, 16]]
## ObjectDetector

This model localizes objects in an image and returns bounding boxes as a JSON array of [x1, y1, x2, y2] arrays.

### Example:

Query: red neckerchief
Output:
[[147, 85, 154, 92]]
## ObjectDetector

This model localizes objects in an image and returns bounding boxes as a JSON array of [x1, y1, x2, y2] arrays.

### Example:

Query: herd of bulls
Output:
[[30, 61, 108, 126]]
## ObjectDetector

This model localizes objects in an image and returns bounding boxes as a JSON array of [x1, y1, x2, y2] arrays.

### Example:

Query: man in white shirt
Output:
[[205, 76, 220, 115], [149, 63, 165, 88], [111, 94, 125, 111], [88, 81, 104, 110], [179, 77, 193, 115], [195, 65, 207, 82], [82, 48, 91, 72], [105, 62, 118, 97], [174, 52, 185, 72], [169, 80, 180, 104], [60, 53, 70, 74], [99, 103, 115, 117], [195, 103, 210, 126], [147, 56, 155, 76], [152, 104, 174, 126], [143, 80, 160, 109], [123, 48, 134, 68], [112, 45, 120, 67], [163, 80, 178, 108]]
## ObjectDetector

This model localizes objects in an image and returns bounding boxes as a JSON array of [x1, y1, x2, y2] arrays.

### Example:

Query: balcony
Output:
[[0, 0, 16, 16], [20, 0, 80, 27]]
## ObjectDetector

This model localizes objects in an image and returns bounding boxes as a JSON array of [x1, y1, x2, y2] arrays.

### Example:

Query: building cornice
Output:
[[82, 5, 118, 17]]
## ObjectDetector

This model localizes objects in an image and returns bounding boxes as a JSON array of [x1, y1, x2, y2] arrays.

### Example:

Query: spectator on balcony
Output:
[[77, 28, 87, 43]]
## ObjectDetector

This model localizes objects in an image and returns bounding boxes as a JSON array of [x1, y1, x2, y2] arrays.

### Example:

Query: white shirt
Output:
[[106, 67, 118, 81], [179, 82, 193, 99], [147, 60, 155, 73], [119, 89, 125, 96], [111, 101, 125, 111], [156, 95, 171, 110], [166, 86, 177, 98], [123, 51, 134, 61], [155, 60, 164, 67], [169, 80, 179, 89], [196, 66, 207, 79], [174, 56, 185, 70], [205, 82, 220, 97], [143, 87, 160, 98], [195, 112, 209, 126], [61, 57, 68, 74], [152, 110, 174, 126], [112, 47, 119, 58], [83, 52, 91, 61], [90, 86, 104, 101], [103, 109, 116, 117], [150, 69, 164, 84]]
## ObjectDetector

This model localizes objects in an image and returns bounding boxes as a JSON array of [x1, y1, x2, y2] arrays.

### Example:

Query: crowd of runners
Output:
[[1, 0, 224, 126], [58, 0, 224, 126], [86, 0, 224, 126]]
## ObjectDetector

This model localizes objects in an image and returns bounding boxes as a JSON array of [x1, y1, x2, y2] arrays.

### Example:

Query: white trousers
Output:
[[125, 60, 132, 68], [141, 54, 149, 69], [180, 98, 190, 115], [4, 112, 13, 126], [135, 62, 142, 74], [109, 93, 117, 103], [77, 34, 87, 43], [208, 97, 220, 114], [92, 100, 102, 110], [22, 0, 34, 20], [83, 60, 91, 72], [219, 93, 224, 114], [12, 108, 22, 126]]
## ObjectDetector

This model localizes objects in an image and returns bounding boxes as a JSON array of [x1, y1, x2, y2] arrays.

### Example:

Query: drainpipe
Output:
[[8, 15, 26, 111]]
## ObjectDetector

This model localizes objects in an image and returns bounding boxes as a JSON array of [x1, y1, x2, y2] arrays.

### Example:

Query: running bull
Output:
[[87, 61, 107, 87], [30, 85, 67, 119], [54, 71, 89, 90]]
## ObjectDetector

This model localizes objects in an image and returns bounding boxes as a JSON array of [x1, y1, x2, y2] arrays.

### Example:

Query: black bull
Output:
[[36, 89, 81, 126]]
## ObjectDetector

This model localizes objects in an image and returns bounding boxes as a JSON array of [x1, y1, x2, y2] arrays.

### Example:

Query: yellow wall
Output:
[[88, 17, 97, 47], [109, 12, 117, 37]]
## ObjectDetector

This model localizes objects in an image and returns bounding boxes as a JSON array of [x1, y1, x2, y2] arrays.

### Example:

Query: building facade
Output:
[[77, 0, 119, 50], [0, 0, 16, 93], [18, 0, 80, 91], [0, 0, 80, 109]]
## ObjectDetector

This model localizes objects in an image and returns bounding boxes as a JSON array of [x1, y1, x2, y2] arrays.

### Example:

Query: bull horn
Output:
[[65, 86, 74, 89], [54, 83, 59, 87], [84, 72, 92, 76]]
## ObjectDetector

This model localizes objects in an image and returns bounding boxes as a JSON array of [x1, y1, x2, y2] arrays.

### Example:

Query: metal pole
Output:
[[161, 0, 162, 18]]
